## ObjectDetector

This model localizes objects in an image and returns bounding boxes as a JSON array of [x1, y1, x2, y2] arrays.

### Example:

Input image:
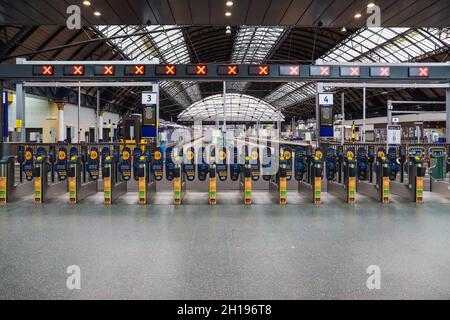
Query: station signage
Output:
[[387, 125, 402, 145], [370, 66, 390, 77], [124, 65, 145, 76], [218, 65, 238, 76], [248, 65, 269, 76], [186, 65, 207, 76], [156, 65, 176, 76], [319, 93, 334, 138], [279, 65, 300, 76]]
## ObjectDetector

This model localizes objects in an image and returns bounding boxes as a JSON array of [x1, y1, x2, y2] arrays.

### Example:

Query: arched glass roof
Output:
[[178, 94, 284, 123]]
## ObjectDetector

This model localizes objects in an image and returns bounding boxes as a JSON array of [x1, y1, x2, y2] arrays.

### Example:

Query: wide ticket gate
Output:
[[429, 146, 450, 195], [355, 146, 390, 204], [389, 146, 426, 203]]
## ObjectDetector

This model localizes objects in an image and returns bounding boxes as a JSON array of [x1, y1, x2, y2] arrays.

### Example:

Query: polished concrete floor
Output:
[[1, 191, 450, 300]]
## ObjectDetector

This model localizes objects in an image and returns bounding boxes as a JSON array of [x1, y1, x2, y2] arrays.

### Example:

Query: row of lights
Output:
[[82, 1, 101, 17], [341, 3, 376, 32], [225, 1, 233, 35]]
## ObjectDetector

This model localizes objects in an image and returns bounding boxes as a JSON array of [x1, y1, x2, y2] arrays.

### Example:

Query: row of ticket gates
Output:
[[0, 143, 447, 206]]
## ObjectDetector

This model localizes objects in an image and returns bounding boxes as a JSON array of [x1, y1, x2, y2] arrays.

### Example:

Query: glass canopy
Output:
[[178, 94, 284, 122]]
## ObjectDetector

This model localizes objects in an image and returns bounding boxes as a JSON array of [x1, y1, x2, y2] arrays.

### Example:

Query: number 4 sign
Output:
[[319, 93, 334, 106]]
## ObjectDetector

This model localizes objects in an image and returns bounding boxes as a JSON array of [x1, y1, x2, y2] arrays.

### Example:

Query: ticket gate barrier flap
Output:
[[103, 156, 127, 205], [270, 157, 287, 205], [230, 147, 241, 182], [294, 147, 306, 182], [429, 147, 446, 181], [133, 147, 143, 181]]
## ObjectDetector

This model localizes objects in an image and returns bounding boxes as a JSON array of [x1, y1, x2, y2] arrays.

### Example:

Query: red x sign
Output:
[[289, 66, 299, 76], [350, 67, 360, 76], [134, 65, 144, 75], [196, 65, 207, 75], [419, 67, 429, 77], [103, 66, 114, 75], [73, 65, 84, 75], [166, 65, 176, 75], [259, 66, 269, 76], [42, 65, 53, 76], [380, 67, 390, 77], [320, 66, 330, 76], [227, 65, 238, 75]]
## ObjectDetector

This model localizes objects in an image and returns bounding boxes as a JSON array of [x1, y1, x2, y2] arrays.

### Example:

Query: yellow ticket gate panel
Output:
[[348, 177, 356, 204], [104, 176, 112, 205], [382, 176, 390, 204], [416, 176, 424, 204], [313, 177, 322, 205], [68, 177, 77, 205], [244, 177, 252, 205], [279, 176, 287, 205], [209, 176, 217, 205], [174, 176, 182, 205], [0, 176, 7, 205]]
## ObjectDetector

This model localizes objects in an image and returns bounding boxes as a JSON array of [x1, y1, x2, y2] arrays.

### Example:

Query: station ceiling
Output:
[[1, 0, 450, 27]]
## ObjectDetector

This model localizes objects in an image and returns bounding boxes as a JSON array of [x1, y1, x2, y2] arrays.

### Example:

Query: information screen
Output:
[[279, 65, 300, 76], [186, 65, 207, 76], [155, 65, 176, 76], [218, 65, 238, 76], [248, 65, 269, 76]]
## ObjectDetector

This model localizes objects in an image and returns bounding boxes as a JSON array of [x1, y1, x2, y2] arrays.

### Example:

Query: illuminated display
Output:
[[32, 65, 54, 76], [340, 66, 360, 77], [310, 66, 330, 77], [124, 65, 145, 76], [186, 65, 207, 76], [155, 65, 176, 75], [63, 65, 84, 76], [409, 67, 429, 77], [279, 65, 300, 76], [218, 65, 238, 76], [94, 65, 115, 76], [248, 65, 269, 76], [370, 67, 390, 77]]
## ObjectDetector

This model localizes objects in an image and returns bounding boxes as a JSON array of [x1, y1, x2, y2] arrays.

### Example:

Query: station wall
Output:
[[6, 93, 119, 143]]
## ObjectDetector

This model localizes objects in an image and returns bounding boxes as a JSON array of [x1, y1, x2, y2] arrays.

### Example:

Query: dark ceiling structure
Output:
[[1, 0, 450, 27], [0, 1, 449, 122]]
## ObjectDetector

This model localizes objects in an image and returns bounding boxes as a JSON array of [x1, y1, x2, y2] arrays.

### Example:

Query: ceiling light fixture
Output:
[[82, 0, 91, 6], [367, 3, 375, 8], [226, 26, 231, 35], [226, 1, 234, 6], [225, 11, 232, 17], [94, 11, 101, 16], [341, 26, 347, 32], [354, 13, 362, 19]]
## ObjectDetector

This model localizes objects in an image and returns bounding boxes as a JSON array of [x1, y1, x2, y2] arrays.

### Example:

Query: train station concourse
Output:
[[1, 0, 450, 303]]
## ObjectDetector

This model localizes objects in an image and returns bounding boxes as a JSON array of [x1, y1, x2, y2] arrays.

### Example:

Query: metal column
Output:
[[223, 81, 227, 135], [341, 93, 345, 145], [0, 81, 3, 156], [16, 82, 25, 143], [363, 87, 366, 142], [447, 86, 450, 143], [96, 90, 100, 143], [78, 85, 81, 143]]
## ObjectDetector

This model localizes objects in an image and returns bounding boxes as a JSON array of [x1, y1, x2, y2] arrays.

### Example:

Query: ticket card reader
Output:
[[56, 147, 68, 181], [344, 150, 357, 204], [184, 147, 196, 182], [282, 147, 293, 181], [119, 147, 132, 181], [216, 147, 228, 182], [68, 155, 98, 205], [133, 147, 143, 182], [250, 147, 260, 182], [87, 147, 100, 181], [23, 147, 34, 182], [152, 147, 164, 181], [429, 147, 450, 195]]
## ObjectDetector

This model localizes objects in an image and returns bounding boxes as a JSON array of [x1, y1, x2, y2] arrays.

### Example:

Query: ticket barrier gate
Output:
[[390, 147, 426, 203], [429, 147, 450, 195], [209, 160, 217, 205], [137, 153, 155, 205], [269, 155, 287, 205], [0, 147, 35, 204], [356, 147, 391, 203], [103, 152, 127, 205], [33, 153, 68, 204], [326, 148, 357, 204], [240, 157, 253, 205], [299, 147, 324, 205], [166, 148, 185, 205], [68, 155, 98, 204]]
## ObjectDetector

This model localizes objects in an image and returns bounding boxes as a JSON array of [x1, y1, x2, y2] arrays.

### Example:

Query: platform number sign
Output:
[[387, 125, 402, 145], [319, 93, 333, 106], [142, 92, 157, 106]]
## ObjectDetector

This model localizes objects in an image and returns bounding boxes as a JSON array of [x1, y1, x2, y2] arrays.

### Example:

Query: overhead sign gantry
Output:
[[0, 60, 449, 82]]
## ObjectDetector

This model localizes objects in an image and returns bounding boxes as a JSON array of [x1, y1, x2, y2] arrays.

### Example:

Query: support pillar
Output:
[[341, 93, 345, 146], [446, 87, 450, 143], [362, 87, 366, 142], [0, 81, 4, 157], [99, 111, 104, 142], [57, 103, 65, 143], [16, 82, 25, 143]]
